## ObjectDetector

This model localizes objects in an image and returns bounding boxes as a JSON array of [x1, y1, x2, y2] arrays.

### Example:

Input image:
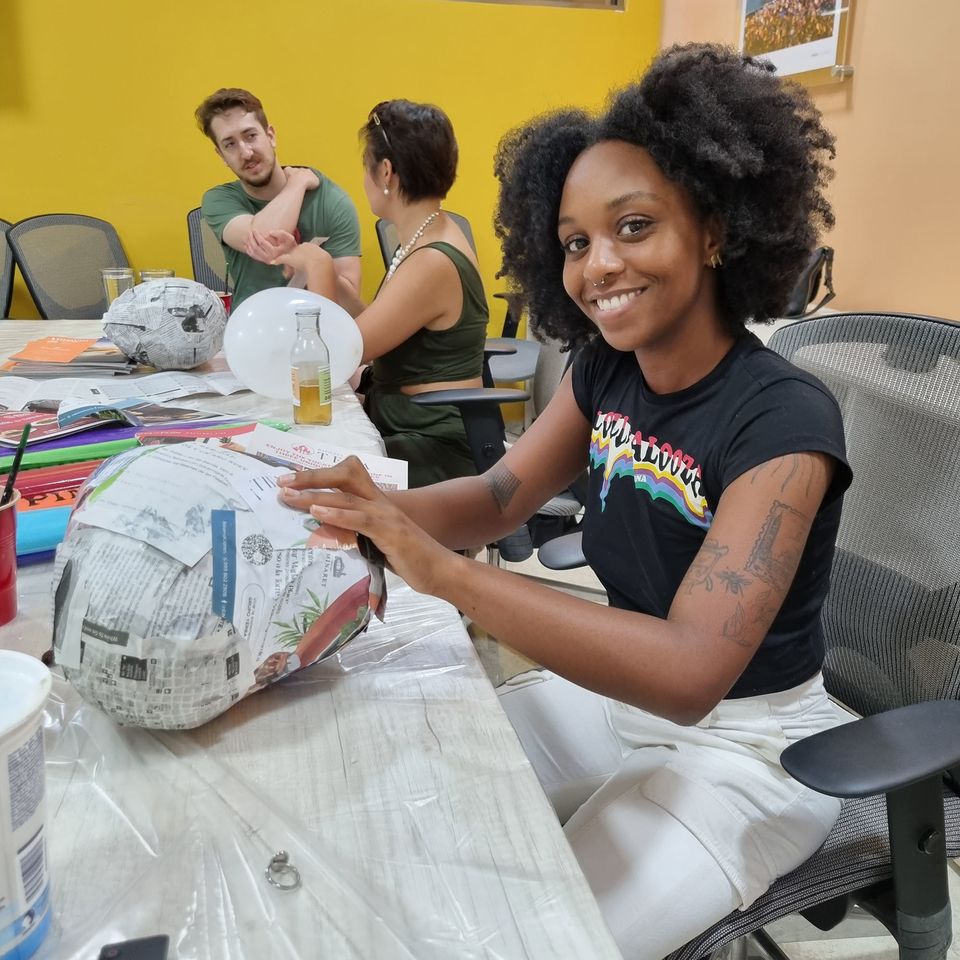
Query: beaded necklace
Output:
[[384, 209, 441, 281]]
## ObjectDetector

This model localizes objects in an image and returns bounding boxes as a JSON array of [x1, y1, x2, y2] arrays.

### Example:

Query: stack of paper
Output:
[[2, 336, 138, 377]]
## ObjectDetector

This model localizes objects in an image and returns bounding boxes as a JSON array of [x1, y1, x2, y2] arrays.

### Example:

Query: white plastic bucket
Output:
[[0, 652, 52, 960]]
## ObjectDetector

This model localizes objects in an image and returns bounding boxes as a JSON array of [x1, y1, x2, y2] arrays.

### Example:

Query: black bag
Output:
[[783, 246, 836, 318]]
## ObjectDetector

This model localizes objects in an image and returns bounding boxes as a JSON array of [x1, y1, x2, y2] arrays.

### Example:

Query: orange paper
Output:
[[9, 337, 99, 363]]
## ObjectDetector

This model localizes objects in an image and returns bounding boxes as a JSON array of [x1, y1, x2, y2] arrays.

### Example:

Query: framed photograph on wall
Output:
[[447, 0, 624, 8], [739, 1, 854, 82]]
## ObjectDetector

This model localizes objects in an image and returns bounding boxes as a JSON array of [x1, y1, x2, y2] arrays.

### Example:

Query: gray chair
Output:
[[7, 214, 130, 319], [0, 219, 13, 318], [665, 312, 960, 960], [374, 214, 540, 385], [187, 206, 229, 293]]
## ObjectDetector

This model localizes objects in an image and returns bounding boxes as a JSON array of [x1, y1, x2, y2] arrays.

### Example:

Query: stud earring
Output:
[[709, 252, 723, 269]]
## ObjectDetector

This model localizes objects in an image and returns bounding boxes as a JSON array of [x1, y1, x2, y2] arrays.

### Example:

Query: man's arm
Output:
[[221, 167, 319, 254]]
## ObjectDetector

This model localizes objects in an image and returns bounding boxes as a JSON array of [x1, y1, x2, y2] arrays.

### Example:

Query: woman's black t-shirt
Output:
[[571, 333, 852, 698]]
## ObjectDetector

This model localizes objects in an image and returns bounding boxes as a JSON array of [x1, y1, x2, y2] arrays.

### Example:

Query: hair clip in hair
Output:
[[372, 111, 391, 151]]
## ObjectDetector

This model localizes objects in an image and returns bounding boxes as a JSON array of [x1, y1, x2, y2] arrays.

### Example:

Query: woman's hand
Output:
[[270, 241, 336, 294], [276, 457, 453, 596]]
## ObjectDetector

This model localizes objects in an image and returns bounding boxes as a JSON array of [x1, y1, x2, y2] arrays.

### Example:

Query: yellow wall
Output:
[[0, 0, 662, 321], [661, 0, 960, 322]]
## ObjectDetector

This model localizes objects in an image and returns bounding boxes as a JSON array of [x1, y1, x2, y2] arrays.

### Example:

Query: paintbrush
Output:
[[0, 424, 32, 506]]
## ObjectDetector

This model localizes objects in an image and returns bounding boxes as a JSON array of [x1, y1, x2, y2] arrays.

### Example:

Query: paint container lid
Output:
[[0, 651, 51, 740]]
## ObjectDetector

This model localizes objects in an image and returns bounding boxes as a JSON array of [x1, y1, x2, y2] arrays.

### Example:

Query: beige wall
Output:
[[661, 0, 960, 321]]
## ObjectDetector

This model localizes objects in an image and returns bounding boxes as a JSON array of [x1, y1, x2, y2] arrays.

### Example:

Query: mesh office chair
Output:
[[665, 312, 960, 960], [0, 219, 14, 318], [186, 207, 229, 293], [374, 213, 540, 384], [7, 214, 130, 319]]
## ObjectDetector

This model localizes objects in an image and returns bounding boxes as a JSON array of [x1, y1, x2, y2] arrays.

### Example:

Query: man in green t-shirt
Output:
[[195, 87, 362, 312]]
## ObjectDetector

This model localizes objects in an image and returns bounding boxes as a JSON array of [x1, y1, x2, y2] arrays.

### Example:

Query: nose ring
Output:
[[592, 277, 607, 288]]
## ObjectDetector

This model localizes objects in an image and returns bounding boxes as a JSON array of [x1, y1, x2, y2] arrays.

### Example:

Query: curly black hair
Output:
[[494, 44, 835, 348]]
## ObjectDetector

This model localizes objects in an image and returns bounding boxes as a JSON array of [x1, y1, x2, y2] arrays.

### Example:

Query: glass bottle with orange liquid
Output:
[[290, 310, 332, 425]]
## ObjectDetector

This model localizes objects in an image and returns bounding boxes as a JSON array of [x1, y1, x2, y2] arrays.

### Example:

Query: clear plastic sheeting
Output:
[[31, 575, 621, 959]]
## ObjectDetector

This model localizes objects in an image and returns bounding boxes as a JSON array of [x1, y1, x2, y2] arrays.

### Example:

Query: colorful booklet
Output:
[[0, 404, 223, 447], [134, 418, 292, 446]]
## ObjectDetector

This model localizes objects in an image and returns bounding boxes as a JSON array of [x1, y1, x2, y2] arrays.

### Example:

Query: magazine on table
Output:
[[0, 404, 227, 447], [0, 369, 247, 422], [3, 336, 137, 377]]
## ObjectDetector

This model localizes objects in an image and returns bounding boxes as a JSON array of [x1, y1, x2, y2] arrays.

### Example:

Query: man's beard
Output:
[[239, 160, 273, 188]]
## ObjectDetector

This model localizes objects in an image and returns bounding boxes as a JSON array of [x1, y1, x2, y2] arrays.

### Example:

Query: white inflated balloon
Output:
[[223, 288, 363, 400]]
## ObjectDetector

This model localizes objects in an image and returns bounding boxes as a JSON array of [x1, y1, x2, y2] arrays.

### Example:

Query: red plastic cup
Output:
[[0, 489, 19, 626], [216, 291, 232, 314]]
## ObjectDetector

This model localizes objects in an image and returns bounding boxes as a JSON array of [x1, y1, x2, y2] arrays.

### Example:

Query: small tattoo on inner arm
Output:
[[684, 538, 729, 594], [717, 570, 752, 594], [752, 588, 780, 626], [722, 602, 751, 647], [485, 463, 521, 514]]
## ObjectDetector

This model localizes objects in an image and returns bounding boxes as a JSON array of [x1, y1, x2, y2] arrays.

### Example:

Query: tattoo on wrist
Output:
[[485, 463, 521, 513]]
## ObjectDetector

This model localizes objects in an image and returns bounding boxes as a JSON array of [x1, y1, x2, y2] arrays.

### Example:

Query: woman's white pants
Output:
[[497, 671, 849, 960]]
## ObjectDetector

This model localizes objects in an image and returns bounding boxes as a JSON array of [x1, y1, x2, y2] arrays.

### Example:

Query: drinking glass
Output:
[[101, 267, 134, 305], [139, 268, 175, 283]]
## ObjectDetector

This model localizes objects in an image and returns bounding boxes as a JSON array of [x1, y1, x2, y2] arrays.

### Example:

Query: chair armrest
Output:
[[484, 338, 518, 357], [537, 531, 585, 571], [781, 699, 960, 798], [411, 387, 529, 407], [493, 292, 525, 339]]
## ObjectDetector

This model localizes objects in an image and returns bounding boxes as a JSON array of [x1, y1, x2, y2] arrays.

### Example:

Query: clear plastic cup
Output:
[[101, 267, 134, 305], [139, 269, 175, 283]]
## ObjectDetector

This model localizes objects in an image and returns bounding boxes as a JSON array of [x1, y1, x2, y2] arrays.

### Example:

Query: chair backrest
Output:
[[374, 211, 477, 270], [531, 333, 574, 420], [187, 207, 228, 292], [0, 219, 13, 318], [768, 312, 960, 717], [7, 214, 130, 319]]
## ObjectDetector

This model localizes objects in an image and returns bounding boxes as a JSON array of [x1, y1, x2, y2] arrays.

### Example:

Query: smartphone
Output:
[[98, 935, 170, 960]]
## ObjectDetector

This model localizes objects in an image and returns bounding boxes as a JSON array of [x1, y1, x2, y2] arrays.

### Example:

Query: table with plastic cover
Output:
[[0, 319, 621, 959]]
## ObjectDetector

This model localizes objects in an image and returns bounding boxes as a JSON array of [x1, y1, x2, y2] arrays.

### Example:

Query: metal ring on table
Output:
[[265, 850, 301, 891]]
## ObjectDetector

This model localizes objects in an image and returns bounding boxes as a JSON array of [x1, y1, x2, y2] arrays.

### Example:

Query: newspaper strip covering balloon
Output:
[[50, 427, 407, 729], [104, 279, 228, 370]]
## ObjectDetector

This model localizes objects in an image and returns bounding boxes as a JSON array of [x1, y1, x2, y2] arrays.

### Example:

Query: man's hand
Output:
[[245, 228, 298, 265], [283, 166, 320, 191]]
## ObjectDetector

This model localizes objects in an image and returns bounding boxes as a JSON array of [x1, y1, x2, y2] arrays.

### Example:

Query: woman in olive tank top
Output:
[[244, 100, 488, 487]]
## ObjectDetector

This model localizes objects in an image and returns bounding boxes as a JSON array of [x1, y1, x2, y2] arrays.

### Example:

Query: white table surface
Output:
[[0, 320, 621, 959]]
